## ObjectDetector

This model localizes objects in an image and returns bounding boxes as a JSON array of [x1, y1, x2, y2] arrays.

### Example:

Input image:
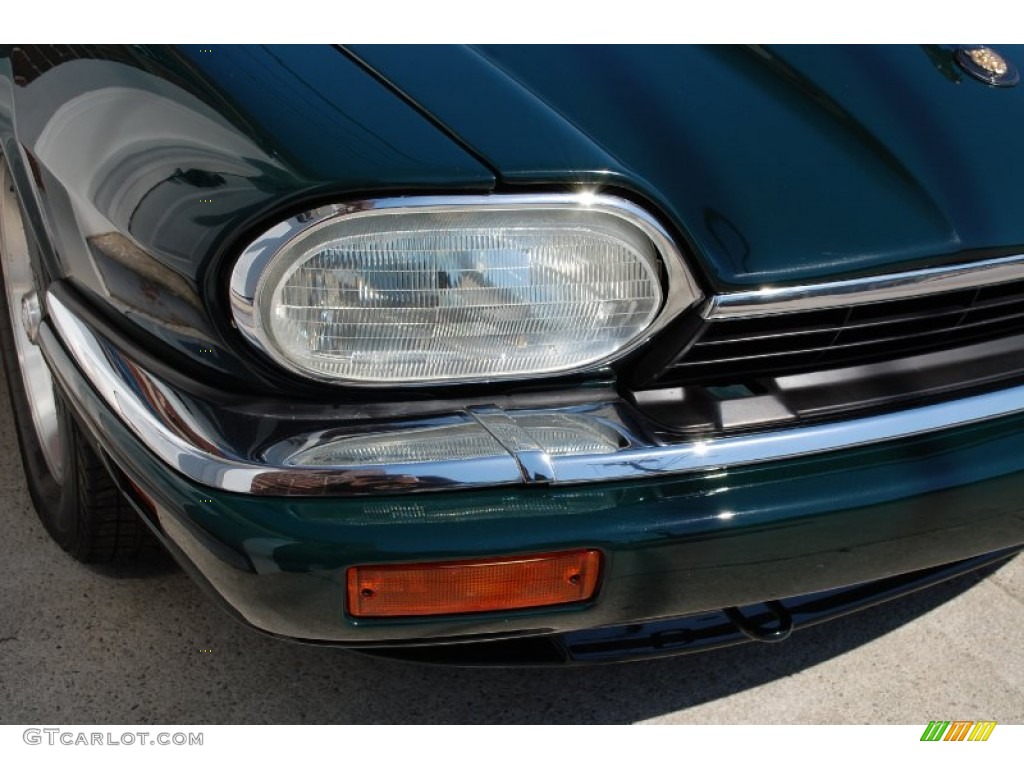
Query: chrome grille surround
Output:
[[657, 253, 1024, 386]]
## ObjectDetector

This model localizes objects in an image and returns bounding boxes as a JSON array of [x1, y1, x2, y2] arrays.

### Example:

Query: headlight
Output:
[[230, 194, 700, 385]]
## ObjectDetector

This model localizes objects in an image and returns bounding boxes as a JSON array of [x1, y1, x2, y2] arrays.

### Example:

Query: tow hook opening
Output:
[[724, 600, 794, 643]]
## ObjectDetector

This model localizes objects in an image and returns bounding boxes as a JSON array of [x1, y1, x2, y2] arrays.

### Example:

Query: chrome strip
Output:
[[44, 293, 524, 495], [707, 253, 1024, 319], [467, 405, 556, 484], [229, 192, 702, 387], [551, 385, 1024, 483], [43, 290, 1024, 497]]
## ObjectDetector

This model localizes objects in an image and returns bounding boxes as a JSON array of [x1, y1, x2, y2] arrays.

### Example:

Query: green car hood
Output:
[[349, 44, 1024, 290]]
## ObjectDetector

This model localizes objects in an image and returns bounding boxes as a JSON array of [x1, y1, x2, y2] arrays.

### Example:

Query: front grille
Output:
[[657, 277, 1024, 386]]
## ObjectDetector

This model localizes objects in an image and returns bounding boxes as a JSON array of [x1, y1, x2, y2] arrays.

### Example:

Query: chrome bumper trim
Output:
[[44, 291, 1024, 497], [466, 405, 557, 484], [707, 252, 1024, 319]]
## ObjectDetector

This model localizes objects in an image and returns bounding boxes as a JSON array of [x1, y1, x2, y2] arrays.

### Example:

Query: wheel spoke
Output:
[[0, 163, 65, 483]]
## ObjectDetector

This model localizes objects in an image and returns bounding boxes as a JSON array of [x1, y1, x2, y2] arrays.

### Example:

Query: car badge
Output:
[[955, 46, 1019, 87]]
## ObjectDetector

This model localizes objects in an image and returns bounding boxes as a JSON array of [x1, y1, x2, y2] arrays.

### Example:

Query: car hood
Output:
[[349, 44, 1024, 289]]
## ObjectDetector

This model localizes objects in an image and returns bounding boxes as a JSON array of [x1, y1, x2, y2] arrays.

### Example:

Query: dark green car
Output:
[[1, 44, 1022, 663]]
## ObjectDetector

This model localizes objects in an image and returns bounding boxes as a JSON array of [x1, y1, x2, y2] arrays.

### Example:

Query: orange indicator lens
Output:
[[347, 549, 602, 618]]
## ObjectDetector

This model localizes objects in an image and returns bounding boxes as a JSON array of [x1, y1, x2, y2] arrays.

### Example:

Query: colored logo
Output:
[[920, 721, 996, 741], [955, 46, 1019, 87]]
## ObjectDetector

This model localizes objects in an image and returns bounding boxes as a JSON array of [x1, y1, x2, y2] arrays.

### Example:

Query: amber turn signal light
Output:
[[346, 549, 602, 618]]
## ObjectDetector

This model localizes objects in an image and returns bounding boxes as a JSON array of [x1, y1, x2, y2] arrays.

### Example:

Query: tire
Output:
[[0, 156, 158, 563]]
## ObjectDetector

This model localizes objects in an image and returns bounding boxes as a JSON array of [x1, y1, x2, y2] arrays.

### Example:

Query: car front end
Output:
[[2, 43, 1024, 663]]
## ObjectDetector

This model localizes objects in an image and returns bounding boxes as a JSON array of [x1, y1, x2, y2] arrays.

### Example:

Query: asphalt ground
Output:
[[0, 364, 1022, 725]]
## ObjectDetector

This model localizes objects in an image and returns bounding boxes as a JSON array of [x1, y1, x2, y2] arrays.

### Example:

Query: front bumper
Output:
[[37, 285, 1024, 649]]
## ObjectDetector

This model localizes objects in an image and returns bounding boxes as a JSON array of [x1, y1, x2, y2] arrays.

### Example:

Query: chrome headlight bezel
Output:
[[229, 193, 701, 387]]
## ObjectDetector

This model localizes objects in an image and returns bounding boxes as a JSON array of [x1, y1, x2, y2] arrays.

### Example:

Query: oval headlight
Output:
[[230, 194, 699, 385]]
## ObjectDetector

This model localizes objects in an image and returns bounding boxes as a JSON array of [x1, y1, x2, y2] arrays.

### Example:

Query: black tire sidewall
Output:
[[0, 170, 82, 552]]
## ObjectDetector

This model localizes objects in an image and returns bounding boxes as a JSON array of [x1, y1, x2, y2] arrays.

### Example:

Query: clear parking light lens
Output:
[[284, 412, 627, 468], [287, 422, 507, 467], [488, 413, 624, 457], [234, 198, 688, 384]]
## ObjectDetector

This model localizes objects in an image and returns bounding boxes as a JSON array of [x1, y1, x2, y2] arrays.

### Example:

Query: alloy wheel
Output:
[[0, 163, 65, 483]]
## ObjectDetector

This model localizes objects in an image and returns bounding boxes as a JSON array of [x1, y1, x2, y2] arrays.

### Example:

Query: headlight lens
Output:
[[231, 196, 698, 385], [285, 413, 624, 467]]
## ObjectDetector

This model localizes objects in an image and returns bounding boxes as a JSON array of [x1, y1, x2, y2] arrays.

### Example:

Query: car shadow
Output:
[[302, 560, 1008, 723], [169, 557, 1009, 725], [86, 553, 180, 579]]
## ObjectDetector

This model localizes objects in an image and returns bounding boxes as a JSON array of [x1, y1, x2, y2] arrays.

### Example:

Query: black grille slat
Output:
[[659, 276, 1024, 385], [668, 352, 828, 381], [970, 301, 1024, 323], [700, 308, 849, 342], [696, 298, 989, 348], [976, 280, 1024, 302], [685, 329, 839, 361], [833, 313, 964, 346], [689, 319, 972, 367]]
